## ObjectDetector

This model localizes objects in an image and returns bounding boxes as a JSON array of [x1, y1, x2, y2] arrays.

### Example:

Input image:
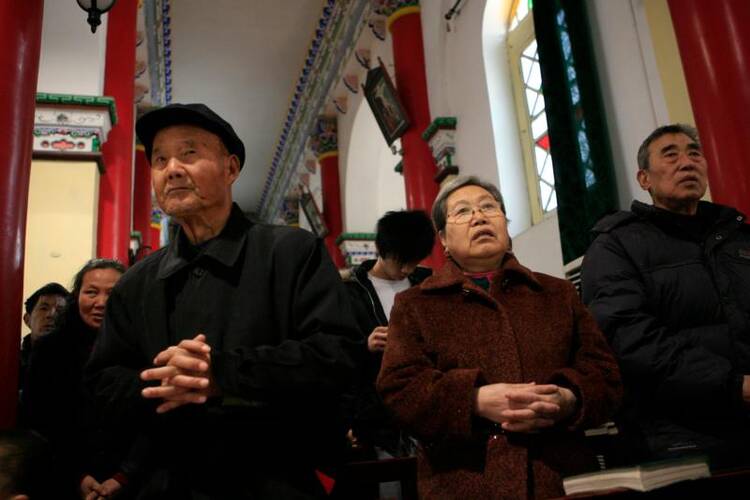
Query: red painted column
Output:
[[0, 0, 44, 429], [132, 146, 157, 260], [668, 0, 750, 216], [319, 152, 346, 269], [97, 0, 138, 264], [388, 5, 444, 267]]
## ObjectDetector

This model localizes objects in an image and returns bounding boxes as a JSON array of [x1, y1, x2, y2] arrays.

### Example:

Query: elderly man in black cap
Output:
[[86, 104, 363, 498]]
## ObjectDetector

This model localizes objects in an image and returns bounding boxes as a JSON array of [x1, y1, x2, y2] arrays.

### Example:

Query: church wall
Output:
[[22, 160, 99, 336], [37, 0, 108, 96]]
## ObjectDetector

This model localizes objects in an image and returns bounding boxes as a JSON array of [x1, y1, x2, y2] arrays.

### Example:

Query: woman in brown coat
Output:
[[377, 176, 622, 499]]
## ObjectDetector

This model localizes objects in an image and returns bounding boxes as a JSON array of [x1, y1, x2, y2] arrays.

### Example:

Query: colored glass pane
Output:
[[539, 182, 555, 212], [522, 39, 538, 58], [535, 146, 547, 175], [521, 56, 533, 82], [531, 113, 547, 139], [541, 158, 556, 185], [525, 88, 537, 115], [536, 133, 550, 151], [527, 61, 542, 90], [532, 92, 545, 116], [545, 187, 558, 211]]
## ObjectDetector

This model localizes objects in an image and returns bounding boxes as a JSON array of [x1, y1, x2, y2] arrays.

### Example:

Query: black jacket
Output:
[[85, 204, 364, 498], [343, 259, 432, 337], [24, 308, 139, 498], [581, 200, 750, 462], [341, 259, 431, 453]]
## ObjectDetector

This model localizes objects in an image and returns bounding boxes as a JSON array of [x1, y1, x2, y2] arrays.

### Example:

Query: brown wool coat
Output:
[[377, 256, 622, 499]]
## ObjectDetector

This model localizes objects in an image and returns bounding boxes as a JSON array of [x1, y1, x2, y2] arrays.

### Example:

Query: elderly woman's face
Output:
[[78, 268, 122, 330], [439, 185, 510, 272]]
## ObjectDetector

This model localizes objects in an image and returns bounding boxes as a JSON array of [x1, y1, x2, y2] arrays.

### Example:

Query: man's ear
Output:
[[226, 155, 241, 185], [636, 168, 651, 192], [23, 313, 31, 329]]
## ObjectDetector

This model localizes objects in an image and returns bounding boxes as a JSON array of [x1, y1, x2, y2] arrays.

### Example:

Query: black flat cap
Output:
[[136, 103, 246, 169]]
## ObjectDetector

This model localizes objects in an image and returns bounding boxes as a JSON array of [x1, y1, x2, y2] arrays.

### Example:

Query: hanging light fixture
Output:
[[77, 0, 117, 33]]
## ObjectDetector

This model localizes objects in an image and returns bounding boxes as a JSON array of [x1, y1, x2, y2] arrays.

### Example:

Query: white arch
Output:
[[342, 98, 406, 233]]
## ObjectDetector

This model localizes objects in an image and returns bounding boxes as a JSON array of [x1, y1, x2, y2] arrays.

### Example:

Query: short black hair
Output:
[[0, 430, 52, 497], [637, 124, 700, 170], [24, 283, 68, 315], [375, 210, 435, 263]]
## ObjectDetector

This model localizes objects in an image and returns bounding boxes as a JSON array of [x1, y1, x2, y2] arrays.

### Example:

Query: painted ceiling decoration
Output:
[[258, 0, 375, 221], [355, 48, 371, 69], [333, 95, 348, 114], [135, 0, 172, 119], [343, 74, 359, 93], [371, 0, 418, 18]]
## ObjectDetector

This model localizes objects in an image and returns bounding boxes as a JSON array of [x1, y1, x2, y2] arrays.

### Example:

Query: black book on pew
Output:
[[562, 454, 710, 495]]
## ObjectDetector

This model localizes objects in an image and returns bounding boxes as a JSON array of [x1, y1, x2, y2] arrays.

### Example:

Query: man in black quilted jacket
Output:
[[582, 124, 750, 469]]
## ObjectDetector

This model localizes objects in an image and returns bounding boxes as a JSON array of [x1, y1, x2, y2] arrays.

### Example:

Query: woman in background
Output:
[[377, 176, 622, 499], [25, 259, 127, 499]]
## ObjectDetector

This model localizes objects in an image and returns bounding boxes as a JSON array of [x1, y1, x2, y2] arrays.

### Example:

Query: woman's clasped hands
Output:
[[474, 382, 578, 433]]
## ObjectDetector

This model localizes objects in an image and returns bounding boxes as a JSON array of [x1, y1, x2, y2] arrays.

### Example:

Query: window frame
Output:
[[507, 8, 557, 225]]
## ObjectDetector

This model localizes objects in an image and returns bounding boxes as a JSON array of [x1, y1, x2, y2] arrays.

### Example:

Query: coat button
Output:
[[193, 267, 205, 277], [715, 234, 723, 241], [737, 216, 744, 222]]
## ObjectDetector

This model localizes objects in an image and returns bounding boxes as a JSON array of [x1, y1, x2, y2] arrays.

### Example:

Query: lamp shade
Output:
[[77, 0, 117, 33], [76, 0, 116, 10]]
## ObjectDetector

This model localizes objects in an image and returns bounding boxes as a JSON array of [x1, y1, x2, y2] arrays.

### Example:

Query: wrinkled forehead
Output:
[[649, 132, 700, 154], [152, 124, 224, 151], [446, 186, 496, 208]]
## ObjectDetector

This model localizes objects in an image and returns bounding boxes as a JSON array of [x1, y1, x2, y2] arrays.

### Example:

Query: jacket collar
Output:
[[631, 199, 746, 241], [352, 258, 432, 287], [632, 199, 745, 224], [352, 259, 377, 283], [157, 203, 248, 279], [420, 253, 542, 292]]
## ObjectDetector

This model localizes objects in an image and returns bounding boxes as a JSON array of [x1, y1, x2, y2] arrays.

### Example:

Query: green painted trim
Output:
[[335, 232, 376, 245], [36, 93, 118, 125], [421, 116, 457, 141]]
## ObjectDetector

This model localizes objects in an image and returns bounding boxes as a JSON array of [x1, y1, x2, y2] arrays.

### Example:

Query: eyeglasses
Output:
[[447, 202, 504, 224]]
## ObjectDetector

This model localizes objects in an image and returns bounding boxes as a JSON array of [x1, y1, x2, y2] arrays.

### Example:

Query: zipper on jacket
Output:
[[353, 274, 388, 326]]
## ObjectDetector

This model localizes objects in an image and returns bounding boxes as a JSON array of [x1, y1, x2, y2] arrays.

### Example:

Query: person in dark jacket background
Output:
[[18, 282, 68, 424], [86, 103, 363, 499], [582, 124, 750, 468], [24, 259, 127, 498], [341, 210, 434, 457]]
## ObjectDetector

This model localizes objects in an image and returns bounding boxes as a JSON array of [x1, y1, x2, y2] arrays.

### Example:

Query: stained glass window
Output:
[[556, 9, 597, 189], [509, 0, 558, 218]]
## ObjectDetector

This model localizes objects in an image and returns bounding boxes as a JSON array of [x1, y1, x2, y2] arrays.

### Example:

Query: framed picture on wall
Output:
[[300, 185, 328, 238], [362, 58, 410, 146]]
